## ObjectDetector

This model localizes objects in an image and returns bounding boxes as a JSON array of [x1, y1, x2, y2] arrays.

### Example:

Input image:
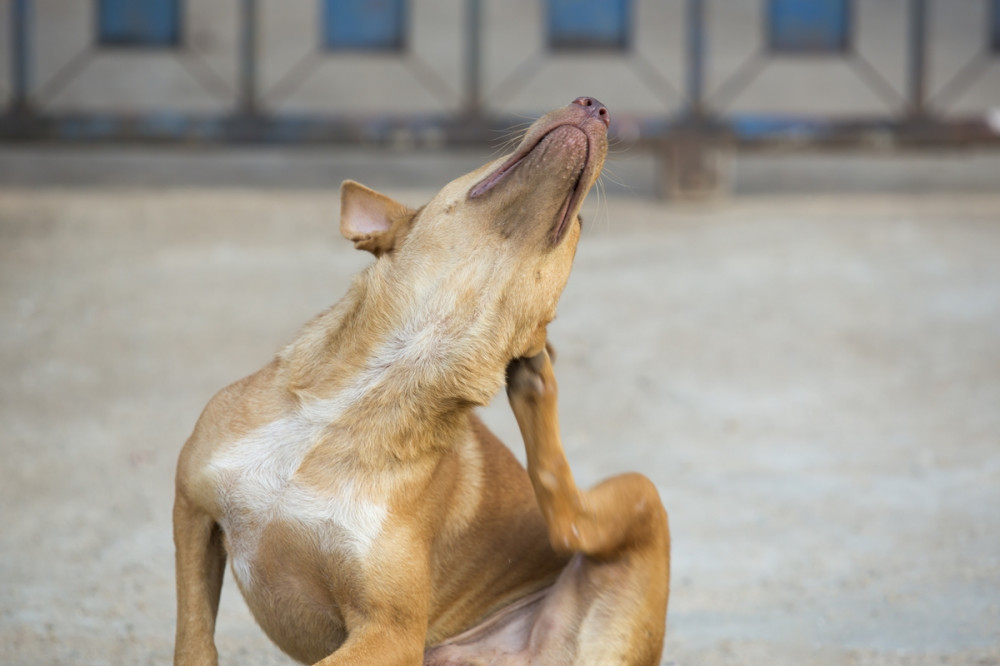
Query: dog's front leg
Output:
[[313, 624, 427, 666], [313, 589, 430, 665], [311, 544, 431, 666], [173, 492, 226, 666], [506, 348, 671, 560]]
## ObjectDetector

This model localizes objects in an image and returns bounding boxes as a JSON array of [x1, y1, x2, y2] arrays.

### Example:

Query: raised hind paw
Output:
[[505, 347, 556, 407]]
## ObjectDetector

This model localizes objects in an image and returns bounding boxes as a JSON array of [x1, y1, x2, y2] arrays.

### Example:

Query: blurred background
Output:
[[1, 1, 999, 665], [3, 0, 1000, 193]]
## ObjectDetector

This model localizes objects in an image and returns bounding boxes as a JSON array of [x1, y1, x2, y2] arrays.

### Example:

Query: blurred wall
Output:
[[6, 0, 998, 121]]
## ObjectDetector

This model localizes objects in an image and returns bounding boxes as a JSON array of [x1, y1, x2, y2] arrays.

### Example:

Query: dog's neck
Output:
[[279, 259, 513, 464]]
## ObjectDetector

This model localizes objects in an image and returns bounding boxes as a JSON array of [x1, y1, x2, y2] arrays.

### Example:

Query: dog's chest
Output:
[[207, 413, 388, 589]]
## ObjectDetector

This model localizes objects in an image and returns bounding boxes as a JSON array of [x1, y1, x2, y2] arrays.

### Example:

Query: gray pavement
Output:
[[1, 146, 999, 665]]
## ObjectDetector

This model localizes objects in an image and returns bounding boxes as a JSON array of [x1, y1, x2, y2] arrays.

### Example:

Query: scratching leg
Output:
[[174, 492, 226, 666], [507, 348, 670, 665], [506, 349, 668, 559]]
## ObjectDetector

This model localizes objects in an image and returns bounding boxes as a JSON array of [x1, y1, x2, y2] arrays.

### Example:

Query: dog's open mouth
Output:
[[469, 124, 593, 245]]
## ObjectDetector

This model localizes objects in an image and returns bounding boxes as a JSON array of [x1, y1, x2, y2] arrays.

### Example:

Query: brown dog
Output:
[[174, 97, 670, 665]]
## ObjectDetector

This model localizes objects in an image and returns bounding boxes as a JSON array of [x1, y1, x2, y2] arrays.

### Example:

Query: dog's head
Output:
[[338, 98, 608, 400]]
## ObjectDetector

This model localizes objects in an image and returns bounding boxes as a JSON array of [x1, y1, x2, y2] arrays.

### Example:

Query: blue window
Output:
[[322, 0, 406, 51], [767, 0, 850, 53], [548, 0, 631, 51], [98, 0, 180, 48]]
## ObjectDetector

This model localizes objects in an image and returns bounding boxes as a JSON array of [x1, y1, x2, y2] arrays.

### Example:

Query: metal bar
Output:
[[4, 110, 999, 146], [405, 52, 462, 107], [926, 50, 990, 111], [907, 0, 927, 117], [629, 51, 685, 107], [11, 0, 30, 112], [993, 0, 1000, 52], [464, 0, 481, 117], [848, 50, 907, 112], [685, 0, 705, 117], [179, 50, 238, 103], [35, 48, 95, 106], [484, 50, 545, 109], [239, 0, 257, 116], [706, 52, 766, 112], [259, 50, 321, 107]]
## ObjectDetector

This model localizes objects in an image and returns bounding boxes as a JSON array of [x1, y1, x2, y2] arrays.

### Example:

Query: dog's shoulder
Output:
[[176, 359, 291, 503]]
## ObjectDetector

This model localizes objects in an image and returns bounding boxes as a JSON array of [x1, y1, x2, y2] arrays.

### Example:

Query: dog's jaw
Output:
[[468, 97, 608, 245]]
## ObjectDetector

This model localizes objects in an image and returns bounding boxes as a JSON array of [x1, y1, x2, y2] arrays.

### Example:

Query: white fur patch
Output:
[[209, 270, 498, 591], [209, 408, 388, 589]]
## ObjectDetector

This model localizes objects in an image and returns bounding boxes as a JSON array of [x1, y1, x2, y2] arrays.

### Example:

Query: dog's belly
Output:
[[425, 554, 633, 666]]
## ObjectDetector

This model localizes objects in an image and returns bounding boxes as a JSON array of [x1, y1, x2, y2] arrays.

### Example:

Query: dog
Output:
[[174, 97, 670, 665]]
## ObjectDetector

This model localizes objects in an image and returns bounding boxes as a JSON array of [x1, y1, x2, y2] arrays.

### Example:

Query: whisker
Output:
[[606, 137, 637, 158], [492, 120, 533, 134], [597, 174, 611, 231], [495, 127, 529, 148], [602, 153, 636, 191], [505, 111, 538, 122], [489, 123, 532, 157], [599, 164, 630, 191], [585, 173, 611, 236]]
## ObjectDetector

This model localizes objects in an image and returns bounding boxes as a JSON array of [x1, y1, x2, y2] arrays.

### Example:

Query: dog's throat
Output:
[[296, 319, 502, 461]]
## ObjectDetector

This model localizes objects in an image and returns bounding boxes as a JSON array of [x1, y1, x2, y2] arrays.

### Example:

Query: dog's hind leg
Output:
[[173, 492, 226, 666], [506, 349, 671, 665]]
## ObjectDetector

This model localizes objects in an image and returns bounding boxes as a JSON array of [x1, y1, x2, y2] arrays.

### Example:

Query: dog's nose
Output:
[[571, 96, 610, 128]]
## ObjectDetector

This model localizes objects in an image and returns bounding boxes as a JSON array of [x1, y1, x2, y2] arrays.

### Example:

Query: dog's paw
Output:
[[506, 348, 555, 402]]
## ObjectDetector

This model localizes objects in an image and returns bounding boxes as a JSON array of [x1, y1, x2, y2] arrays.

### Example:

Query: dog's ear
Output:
[[339, 180, 417, 257]]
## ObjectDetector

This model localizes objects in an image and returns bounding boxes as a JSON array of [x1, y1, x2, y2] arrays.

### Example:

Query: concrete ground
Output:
[[1, 145, 999, 665]]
